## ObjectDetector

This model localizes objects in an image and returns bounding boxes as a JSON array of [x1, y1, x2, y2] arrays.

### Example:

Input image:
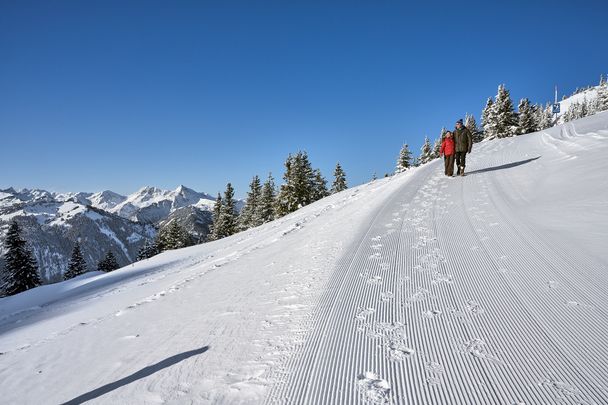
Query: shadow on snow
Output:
[[60, 345, 210, 404], [466, 156, 541, 175]]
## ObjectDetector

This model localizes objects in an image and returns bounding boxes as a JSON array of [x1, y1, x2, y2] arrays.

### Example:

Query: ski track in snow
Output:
[[1, 112, 608, 404]]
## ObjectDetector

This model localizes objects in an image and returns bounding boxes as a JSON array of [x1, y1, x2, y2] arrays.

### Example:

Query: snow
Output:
[[557, 86, 600, 123], [1, 112, 608, 404]]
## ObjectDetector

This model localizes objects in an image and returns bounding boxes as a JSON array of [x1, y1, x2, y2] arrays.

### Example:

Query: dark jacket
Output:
[[453, 126, 473, 153]]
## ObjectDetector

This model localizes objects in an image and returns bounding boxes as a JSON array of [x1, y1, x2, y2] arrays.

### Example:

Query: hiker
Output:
[[453, 118, 473, 176], [439, 130, 455, 176]]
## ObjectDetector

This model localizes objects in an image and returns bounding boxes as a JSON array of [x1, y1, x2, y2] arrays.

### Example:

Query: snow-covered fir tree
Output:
[[239, 175, 263, 231], [218, 183, 238, 238], [137, 239, 159, 260], [1, 221, 40, 297], [157, 220, 192, 251], [517, 98, 538, 135], [432, 137, 442, 159], [597, 79, 608, 113], [312, 168, 329, 201], [97, 250, 119, 272], [258, 173, 276, 223], [481, 97, 497, 139], [492, 84, 518, 137], [537, 103, 554, 130], [395, 143, 412, 173], [331, 162, 347, 194], [208, 193, 223, 241], [276, 152, 317, 215], [418, 136, 433, 164], [64, 241, 87, 280], [465, 113, 483, 143]]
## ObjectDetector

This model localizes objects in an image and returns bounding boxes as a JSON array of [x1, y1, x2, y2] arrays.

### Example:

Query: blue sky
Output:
[[1, 1, 607, 197]]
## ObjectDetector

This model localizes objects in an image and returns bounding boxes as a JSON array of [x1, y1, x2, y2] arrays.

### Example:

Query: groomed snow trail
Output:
[[268, 113, 608, 405]]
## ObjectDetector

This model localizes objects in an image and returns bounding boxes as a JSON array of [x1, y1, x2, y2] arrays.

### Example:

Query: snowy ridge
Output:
[[1, 112, 608, 404]]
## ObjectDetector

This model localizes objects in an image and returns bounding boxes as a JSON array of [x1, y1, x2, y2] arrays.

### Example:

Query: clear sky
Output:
[[1, 0, 607, 197]]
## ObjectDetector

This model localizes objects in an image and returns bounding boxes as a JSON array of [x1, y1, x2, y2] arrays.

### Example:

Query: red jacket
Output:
[[440, 137, 455, 156]]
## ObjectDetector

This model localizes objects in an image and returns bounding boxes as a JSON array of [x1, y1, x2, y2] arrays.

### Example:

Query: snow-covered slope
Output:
[[557, 85, 600, 123], [1, 112, 608, 404]]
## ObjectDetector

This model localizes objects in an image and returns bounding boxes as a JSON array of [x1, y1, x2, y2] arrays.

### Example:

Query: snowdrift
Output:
[[1, 112, 608, 404]]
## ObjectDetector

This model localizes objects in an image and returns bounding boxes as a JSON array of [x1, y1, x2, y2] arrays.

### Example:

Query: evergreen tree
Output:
[[465, 113, 483, 143], [239, 175, 263, 230], [597, 80, 608, 113], [64, 241, 87, 280], [218, 183, 238, 237], [209, 193, 223, 241], [600, 73, 606, 86], [395, 143, 412, 173], [258, 173, 277, 223], [312, 168, 329, 201], [537, 103, 554, 130], [275, 154, 295, 217], [137, 239, 159, 260], [371, 172, 377, 181], [98, 251, 119, 272], [418, 136, 433, 164], [1, 221, 41, 297], [276, 151, 319, 215], [482, 97, 498, 139], [432, 137, 442, 159], [331, 162, 348, 194], [517, 98, 538, 135], [157, 220, 192, 251], [492, 84, 518, 137]]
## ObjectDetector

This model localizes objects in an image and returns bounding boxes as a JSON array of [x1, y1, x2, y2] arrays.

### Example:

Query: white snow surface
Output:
[[1, 113, 608, 404]]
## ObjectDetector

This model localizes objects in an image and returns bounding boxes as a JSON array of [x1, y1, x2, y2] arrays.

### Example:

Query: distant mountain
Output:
[[110, 185, 216, 223], [0, 185, 228, 282]]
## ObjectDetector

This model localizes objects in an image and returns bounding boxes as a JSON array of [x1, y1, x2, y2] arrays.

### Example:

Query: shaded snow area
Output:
[[1, 112, 608, 404]]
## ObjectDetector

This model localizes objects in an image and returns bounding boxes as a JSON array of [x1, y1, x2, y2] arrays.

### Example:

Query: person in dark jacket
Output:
[[439, 131, 455, 176], [453, 119, 473, 176]]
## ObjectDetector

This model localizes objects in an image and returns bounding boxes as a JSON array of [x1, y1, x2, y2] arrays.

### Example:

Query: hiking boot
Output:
[[460, 168, 465, 176]]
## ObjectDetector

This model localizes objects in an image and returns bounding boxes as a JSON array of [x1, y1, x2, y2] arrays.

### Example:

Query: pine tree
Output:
[[597, 80, 608, 113], [98, 251, 119, 272], [258, 173, 277, 223], [465, 113, 483, 143], [418, 136, 433, 164], [331, 162, 347, 194], [218, 183, 238, 237], [157, 220, 192, 251], [239, 175, 263, 230], [1, 221, 41, 296], [395, 143, 412, 173], [432, 137, 442, 159], [493, 84, 518, 137], [137, 239, 159, 260], [517, 98, 538, 135], [275, 154, 295, 217], [481, 97, 496, 139], [600, 73, 606, 86], [64, 241, 87, 280], [312, 169, 329, 201], [209, 193, 223, 241], [537, 103, 554, 130]]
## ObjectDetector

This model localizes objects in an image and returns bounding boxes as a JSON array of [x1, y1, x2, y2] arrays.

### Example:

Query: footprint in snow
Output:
[[369, 252, 382, 260], [357, 372, 391, 404], [422, 309, 442, 319], [371, 244, 383, 250], [385, 340, 415, 361], [355, 307, 375, 321], [380, 291, 394, 302], [459, 338, 503, 365], [367, 276, 383, 285], [425, 361, 444, 386], [371, 236, 382, 242]]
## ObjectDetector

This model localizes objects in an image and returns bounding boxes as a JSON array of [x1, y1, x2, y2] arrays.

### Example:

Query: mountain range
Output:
[[0, 185, 221, 282]]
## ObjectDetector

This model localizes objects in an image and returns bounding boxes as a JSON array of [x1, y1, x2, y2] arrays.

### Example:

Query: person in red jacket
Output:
[[440, 131, 455, 176]]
